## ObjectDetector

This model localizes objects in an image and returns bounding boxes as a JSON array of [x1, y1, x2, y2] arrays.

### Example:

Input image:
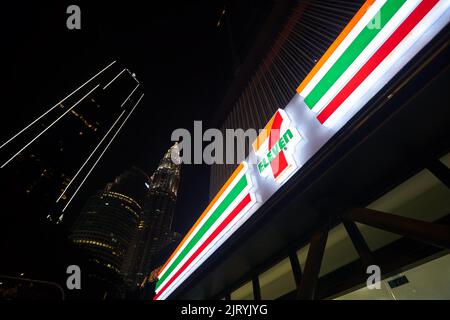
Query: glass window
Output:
[[297, 244, 309, 273], [332, 164, 450, 299], [319, 224, 359, 277], [360, 168, 450, 251], [259, 257, 296, 299], [296, 225, 360, 278], [231, 281, 253, 300], [439, 152, 450, 168], [336, 253, 450, 300]]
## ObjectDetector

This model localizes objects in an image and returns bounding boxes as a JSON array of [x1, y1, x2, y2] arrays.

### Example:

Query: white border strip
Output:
[[310, 0, 420, 113], [323, 0, 450, 128], [298, 0, 386, 98], [156, 162, 250, 285]]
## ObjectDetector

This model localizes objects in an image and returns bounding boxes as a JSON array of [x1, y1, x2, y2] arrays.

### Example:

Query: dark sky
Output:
[[1, 1, 271, 234]]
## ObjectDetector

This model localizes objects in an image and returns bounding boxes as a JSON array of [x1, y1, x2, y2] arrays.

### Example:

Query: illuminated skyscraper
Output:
[[125, 144, 182, 288], [147, 143, 181, 231], [69, 167, 150, 295]]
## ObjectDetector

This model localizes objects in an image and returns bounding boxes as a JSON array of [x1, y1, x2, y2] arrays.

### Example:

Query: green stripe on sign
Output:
[[304, 0, 406, 110], [156, 174, 248, 289]]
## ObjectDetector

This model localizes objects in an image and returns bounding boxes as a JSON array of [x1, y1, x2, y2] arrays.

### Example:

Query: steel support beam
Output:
[[427, 159, 450, 189], [343, 220, 376, 268], [346, 208, 450, 250], [252, 276, 261, 300], [289, 252, 302, 288], [297, 225, 328, 300]]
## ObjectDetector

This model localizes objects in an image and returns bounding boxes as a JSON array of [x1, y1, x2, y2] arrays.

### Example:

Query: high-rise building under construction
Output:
[[0, 60, 144, 224]]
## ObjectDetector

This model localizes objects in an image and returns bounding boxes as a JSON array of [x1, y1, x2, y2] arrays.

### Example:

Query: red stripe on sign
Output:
[[269, 112, 288, 179], [317, 0, 438, 124], [154, 193, 253, 300]]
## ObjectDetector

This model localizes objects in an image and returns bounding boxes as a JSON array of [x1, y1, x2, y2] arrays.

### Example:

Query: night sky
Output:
[[1, 1, 269, 235]]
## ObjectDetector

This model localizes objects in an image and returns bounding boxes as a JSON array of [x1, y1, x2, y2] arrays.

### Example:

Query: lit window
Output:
[[259, 257, 296, 299], [231, 281, 253, 300]]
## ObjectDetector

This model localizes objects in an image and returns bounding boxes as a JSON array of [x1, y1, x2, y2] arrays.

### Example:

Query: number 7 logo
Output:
[[252, 109, 301, 184]]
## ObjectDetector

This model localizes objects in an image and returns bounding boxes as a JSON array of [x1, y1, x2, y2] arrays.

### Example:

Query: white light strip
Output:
[[323, 0, 450, 128], [61, 93, 144, 213], [155, 173, 252, 293], [157, 163, 249, 281], [120, 84, 140, 108], [1, 85, 100, 169], [158, 174, 256, 297], [0, 60, 116, 151], [156, 163, 250, 284], [126, 69, 140, 84], [310, 0, 420, 113], [103, 68, 126, 90], [157, 170, 254, 292], [158, 191, 257, 300], [56, 109, 127, 203], [156, 165, 246, 280], [299, 0, 386, 98], [159, 195, 257, 300], [157, 184, 255, 299]]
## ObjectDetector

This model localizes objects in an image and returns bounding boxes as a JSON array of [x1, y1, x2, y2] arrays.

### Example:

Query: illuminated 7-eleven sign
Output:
[[155, 0, 450, 300], [252, 109, 301, 184]]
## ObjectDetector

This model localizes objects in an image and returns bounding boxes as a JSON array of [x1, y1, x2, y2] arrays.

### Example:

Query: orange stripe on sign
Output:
[[158, 162, 245, 276], [252, 115, 275, 152], [296, 0, 376, 95]]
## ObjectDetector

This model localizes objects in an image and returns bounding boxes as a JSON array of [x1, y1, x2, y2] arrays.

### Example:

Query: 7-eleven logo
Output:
[[252, 109, 301, 184]]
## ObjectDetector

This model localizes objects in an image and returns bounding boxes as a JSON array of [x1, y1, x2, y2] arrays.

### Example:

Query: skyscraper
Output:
[[0, 60, 144, 224], [69, 167, 150, 296], [125, 144, 182, 288], [0, 61, 145, 287]]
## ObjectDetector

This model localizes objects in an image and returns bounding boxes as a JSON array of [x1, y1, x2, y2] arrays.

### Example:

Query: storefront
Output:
[[155, 0, 450, 300]]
